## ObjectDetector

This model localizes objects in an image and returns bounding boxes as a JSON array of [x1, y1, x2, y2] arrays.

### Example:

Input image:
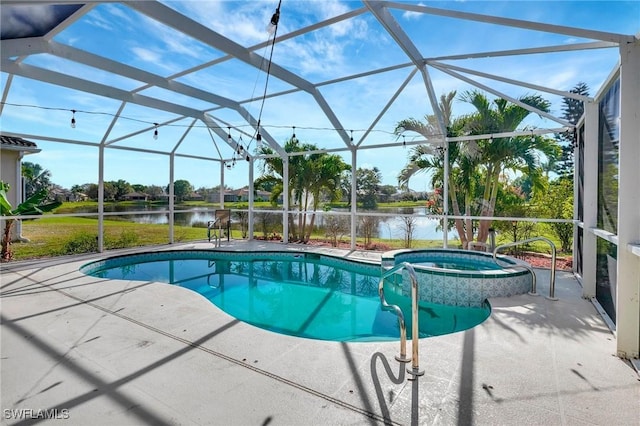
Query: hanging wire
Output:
[[249, 0, 282, 152], [0, 101, 448, 139]]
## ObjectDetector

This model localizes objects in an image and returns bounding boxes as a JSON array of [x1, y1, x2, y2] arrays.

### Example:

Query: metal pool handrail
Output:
[[379, 262, 424, 377], [493, 236, 558, 300]]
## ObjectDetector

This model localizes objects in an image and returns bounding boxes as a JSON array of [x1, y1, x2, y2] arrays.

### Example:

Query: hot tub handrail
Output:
[[379, 262, 424, 377], [492, 236, 557, 300]]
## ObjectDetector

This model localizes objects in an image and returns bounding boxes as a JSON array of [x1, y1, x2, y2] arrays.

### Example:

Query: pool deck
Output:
[[1, 240, 638, 426]]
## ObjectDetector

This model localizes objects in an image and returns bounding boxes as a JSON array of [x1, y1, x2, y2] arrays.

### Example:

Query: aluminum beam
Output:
[[356, 68, 419, 147], [364, 0, 447, 136], [387, 1, 635, 44], [426, 41, 619, 62], [1, 60, 203, 123], [429, 61, 593, 102], [431, 63, 573, 127], [125, 1, 351, 148]]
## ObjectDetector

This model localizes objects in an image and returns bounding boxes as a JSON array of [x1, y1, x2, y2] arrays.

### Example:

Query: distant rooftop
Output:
[[0, 134, 40, 152]]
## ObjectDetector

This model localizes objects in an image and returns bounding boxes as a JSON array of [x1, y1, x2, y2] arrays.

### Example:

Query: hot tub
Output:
[[381, 248, 533, 307]]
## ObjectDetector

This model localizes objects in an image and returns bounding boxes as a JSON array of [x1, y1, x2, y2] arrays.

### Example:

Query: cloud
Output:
[[104, 3, 133, 23], [84, 4, 129, 32], [310, 0, 358, 37], [168, 0, 268, 45], [143, 15, 214, 60], [266, 16, 371, 78], [130, 47, 162, 64], [402, 3, 427, 21], [0, 4, 80, 39]]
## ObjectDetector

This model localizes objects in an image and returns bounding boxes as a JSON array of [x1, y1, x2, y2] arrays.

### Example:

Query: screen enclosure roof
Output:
[[1, 1, 638, 164]]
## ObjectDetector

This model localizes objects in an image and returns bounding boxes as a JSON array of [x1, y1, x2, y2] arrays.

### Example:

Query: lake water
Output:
[[60, 205, 451, 241]]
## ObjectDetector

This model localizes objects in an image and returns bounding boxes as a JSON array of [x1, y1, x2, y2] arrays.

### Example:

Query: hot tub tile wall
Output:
[[467, 286, 482, 307], [383, 249, 533, 307], [456, 281, 471, 306]]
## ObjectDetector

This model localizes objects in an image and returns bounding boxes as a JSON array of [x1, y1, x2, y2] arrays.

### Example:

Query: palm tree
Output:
[[303, 153, 350, 242], [396, 91, 477, 247], [256, 138, 350, 242], [1, 181, 61, 261], [256, 138, 309, 240], [397, 90, 560, 247], [459, 90, 559, 243], [22, 162, 52, 198]]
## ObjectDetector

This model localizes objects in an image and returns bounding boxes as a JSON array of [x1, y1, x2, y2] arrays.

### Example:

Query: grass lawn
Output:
[[11, 216, 208, 260], [9, 215, 445, 261], [6, 210, 570, 262]]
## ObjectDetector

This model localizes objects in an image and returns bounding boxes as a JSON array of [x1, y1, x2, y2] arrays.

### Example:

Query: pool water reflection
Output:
[[81, 251, 490, 342]]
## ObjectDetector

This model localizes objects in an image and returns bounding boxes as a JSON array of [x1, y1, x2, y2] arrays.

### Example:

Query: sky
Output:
[[1, 0, 639, 193]]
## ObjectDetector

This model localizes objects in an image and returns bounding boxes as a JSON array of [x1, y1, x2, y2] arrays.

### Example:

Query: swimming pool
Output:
[[81, 250, 490, 342]]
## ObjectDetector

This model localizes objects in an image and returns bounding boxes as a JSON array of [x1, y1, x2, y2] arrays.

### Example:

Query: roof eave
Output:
[[0, 145, 41, 154]]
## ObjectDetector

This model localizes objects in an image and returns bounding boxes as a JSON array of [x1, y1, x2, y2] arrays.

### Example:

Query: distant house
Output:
[[123, 192, 149, 202], [75, 192, 89, 202], [51, 187, 87, 202], [0, 134, 41, 241], [390, 190, 420, 202], [186, 192, 204, 201], [155, 194, 175, 203], [205, 189, 241, 203], [206, 187, 280, 204], [235, 188, 250, 201], [255, 190, 273, 202], [223, 191, 240, 203]]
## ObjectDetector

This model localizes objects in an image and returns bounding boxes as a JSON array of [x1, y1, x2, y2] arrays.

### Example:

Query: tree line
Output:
[[254, 83, 585, 249], [70, 180, 197, 202], [395, 83, 586, 251]]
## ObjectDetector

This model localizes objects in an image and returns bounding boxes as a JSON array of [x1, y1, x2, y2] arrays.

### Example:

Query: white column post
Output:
[[168, 153, 175, 244], [248, 157, 254, 240], [443, 142, 449, 249], [582, 102, 599, 298], [97, 144, 104, 252], [283, 156, 289, 243], [219, 162, 224, 208], [616, 39, 640, 359], [350, 147, 357, 250], [572, 124, 580, 274], [14, 152, 23, 240]]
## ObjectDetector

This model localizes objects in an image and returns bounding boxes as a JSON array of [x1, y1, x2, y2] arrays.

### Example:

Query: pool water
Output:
[[415, 260, 498, 271], [82, 251, 490, 342]]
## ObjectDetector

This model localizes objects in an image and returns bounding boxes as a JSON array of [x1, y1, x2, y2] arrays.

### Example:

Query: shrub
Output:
[[62, 230, 140, 254], [62, 232, 98, 254], [107, 230, 139, 249]]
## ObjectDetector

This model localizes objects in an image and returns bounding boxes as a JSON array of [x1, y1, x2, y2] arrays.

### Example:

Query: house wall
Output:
[[0, 148, 21, 241], [0, 149, 20, 206]]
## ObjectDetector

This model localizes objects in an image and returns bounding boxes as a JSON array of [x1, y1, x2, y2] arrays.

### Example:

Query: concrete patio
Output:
[[1, 241, 638, 425]]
